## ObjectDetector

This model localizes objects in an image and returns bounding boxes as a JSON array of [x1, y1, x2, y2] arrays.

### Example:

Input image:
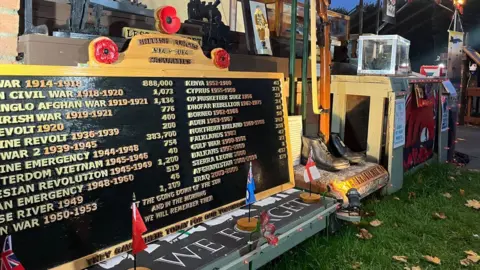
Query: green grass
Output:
[[262, 164, 480, 269]]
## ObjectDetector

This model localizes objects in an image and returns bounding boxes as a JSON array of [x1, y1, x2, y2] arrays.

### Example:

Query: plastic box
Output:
[[357, 35, 411, 76]]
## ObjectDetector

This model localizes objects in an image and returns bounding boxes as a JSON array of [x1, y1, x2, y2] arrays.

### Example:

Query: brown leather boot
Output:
[[301, 136, 350, 171], [330, 133, 366, 164]]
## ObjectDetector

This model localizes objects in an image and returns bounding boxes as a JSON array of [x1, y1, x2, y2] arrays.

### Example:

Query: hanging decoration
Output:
[[382, 0, 396, 24]]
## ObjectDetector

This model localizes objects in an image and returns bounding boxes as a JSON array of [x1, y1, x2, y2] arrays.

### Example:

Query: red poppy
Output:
[[259, 211, 278, 246], [156, 6, 181, 34], [211, 48, 230, 69], [93, 38, 119, 64], [265, 234, 279, 246]]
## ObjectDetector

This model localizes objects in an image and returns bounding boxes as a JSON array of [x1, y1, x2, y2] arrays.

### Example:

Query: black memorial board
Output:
[[0, 71, 292, 269]]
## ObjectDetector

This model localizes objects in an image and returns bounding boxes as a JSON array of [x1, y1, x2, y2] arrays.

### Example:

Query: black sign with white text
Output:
[[0, 76, 290, 269]]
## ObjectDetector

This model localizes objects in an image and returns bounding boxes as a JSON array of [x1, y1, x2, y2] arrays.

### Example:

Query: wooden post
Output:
[[301, 0, 310, 123], [359, 0, 364, 34], [240, 0, 256, 54], [375, 0, 381, 34], [318, 0, 331, 142], [459, 53, 469, 125], [466, 95, 472, 123], [274, 0, 283, 37], [229, 0, 238, 31], [288, 0, 298, 114]]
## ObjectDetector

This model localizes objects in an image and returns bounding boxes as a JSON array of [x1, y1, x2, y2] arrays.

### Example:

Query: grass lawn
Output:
[[262, 164, 480, 269]]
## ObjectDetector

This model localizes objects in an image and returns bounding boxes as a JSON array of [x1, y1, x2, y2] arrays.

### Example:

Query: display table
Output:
[[88, 189, 338, 270]]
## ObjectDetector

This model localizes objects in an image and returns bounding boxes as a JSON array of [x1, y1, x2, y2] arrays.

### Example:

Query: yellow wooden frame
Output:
[[0, 33, 295, 270]]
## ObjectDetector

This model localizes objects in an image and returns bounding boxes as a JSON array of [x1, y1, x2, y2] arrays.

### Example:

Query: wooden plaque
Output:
[[0, 33, 293, 269]]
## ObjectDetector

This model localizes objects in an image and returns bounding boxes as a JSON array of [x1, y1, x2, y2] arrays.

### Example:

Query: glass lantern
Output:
[[357, 35, 411, 76]]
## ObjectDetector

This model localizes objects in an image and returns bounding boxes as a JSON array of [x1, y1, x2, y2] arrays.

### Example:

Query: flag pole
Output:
[[132, 193, 137, 270], [248, 203, 251, 222], [300, 148, 321, 204]]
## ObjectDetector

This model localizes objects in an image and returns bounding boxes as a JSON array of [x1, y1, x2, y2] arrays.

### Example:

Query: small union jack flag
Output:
[[1, 236, 24, 270]]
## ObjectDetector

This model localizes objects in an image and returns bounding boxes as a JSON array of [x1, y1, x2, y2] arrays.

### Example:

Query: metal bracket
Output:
[[318, 107, 330, 114], [336, 211, 361, 223]]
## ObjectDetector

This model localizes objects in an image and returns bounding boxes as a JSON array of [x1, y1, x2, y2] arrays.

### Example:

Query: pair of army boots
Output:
[[301, 134, 365, 171]]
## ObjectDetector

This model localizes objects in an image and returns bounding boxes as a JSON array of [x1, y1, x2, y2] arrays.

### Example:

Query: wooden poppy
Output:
[[156, 6, 181, 34], [211, 48, 230, 69], [91, 37, 119, 64]]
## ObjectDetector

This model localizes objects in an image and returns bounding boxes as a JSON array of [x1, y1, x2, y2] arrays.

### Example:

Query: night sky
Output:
[[330, 0, 376, 11]]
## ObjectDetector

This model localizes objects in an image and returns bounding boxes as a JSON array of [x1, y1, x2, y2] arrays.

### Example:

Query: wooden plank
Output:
[[466, 87, 480, 97], [464, 116, 480, 125], [367, 96, 386, 163], [467, 96, 472, 117]]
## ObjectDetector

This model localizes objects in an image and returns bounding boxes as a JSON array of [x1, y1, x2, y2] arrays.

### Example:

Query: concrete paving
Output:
[[455, 125, 480, 169]]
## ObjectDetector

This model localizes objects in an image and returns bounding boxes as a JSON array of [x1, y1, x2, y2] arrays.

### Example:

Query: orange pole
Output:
[[318, 0, 331, 142]]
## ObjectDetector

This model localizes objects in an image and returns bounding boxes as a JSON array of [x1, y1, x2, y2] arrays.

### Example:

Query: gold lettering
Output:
[[12, 218, 40, 232], [54, 160, 103, 175], [193, 160, 234, 175], [0, 184, 35, 199], [38, 170, 108, 191], [0, 80, 21, 88], [0, 200, 13, 211], [187, 104, 212, 110], [0, 103, 35, 112], [85, 100, 107, 108], [0, 126, 36, 137], [48, 90, 74, 98], [9, 91, 46, 99], [0, 114, 35, 125], [169, 200, 199, 214], [0, 162, 22, 173], [0, 169, 52, 185], [24, 134, 69, 146], [190, 133, 223, 142], [212, 102, 241, 108], [24, 152, 90, 169], [17, 185, 84, 207], [0, 139, 21, 149], [191, 148, 220, 159], [0, 212, 13, 224], [16, 203, 54, 219], [38, 101, 82, 110]]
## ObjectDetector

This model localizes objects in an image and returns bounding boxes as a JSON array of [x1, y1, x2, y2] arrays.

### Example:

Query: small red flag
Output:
[[132, 203, 147, 255]]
